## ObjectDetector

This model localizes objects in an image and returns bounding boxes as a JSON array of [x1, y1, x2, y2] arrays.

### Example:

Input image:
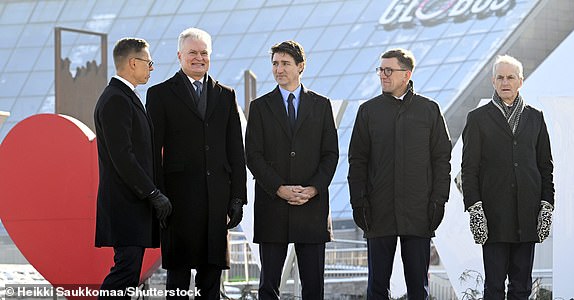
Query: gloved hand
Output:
[[147, 189, 172, 229], [352, 206, 370, 232], [428, 200, 445, 232], [227, 198, 244, 229], [537, 200, 554, 242], [468, 201, 488, 245]]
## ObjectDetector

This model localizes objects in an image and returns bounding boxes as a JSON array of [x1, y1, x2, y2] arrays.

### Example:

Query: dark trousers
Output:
[[166, 265, 222, 300], [482, 242, 535, 300], [258, 242, 326, 300], [367, 236, 430, 300], [99, 246, 145, 300]]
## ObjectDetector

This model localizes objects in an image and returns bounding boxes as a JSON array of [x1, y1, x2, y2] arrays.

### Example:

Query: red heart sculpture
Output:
[[0, 114, 160, 298]]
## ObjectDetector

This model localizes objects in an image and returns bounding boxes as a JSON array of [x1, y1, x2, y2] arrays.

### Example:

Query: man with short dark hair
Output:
[[95, 37, 172, 299], [348, 48, 451, 299], [246, 40, 339, 299], [462, 54, 554, 299]]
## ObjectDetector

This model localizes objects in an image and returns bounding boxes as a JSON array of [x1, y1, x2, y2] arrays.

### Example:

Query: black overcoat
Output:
[[146, 72, 246, 269], [347, 83, 452, 238], [94, 78, 159, 247], [245, 85, 339, 243], [461, 101, 554, 243]]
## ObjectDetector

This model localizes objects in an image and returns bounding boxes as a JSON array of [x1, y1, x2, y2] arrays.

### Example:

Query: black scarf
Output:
[[491, 92, 524, 134]]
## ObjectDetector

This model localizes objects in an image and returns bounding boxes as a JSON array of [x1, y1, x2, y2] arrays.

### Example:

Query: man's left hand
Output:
[[287, 186, 317, 205], [227, 198, 244, 229]]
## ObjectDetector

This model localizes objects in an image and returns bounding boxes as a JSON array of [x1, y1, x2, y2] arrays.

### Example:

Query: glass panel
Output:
[[85, 14, 115, 33], [59, 0, 96, 21], [304, 2, 342, 27], [205, 1, 237, 12], [137, 16, 173, 40], [445, 34, 482, 63], [347, 46, 381, 74], [249, 7, 286, 33], [275, 4, 315, 31], [212, 35, 243, 60], [163, 14, 202, 39], [332, 0, 369, 25], [302, 51, 331, 78], [0, 2, 35, 25], [410, 41, 433, 64], [339, 24, 374, 50], [0, 25, 24, 49], [294, 27, 324, 52], [411, 66, 434, 92], [313, 25, 349, 52], [329, 74, 364, 101], [420, 63, 459, 94], [360, 0, 385, 22], [307, 76, 338, 97], [119, 0, 154, 18], [236, 0, 265, 9], [21, 71, 53, 96], [367, 28, 397, 47], [0, 49, 12, 72], [6, 96, 44, 120], [149, 40, 178, 66], [30, 1, 65, 23], [423, 37, 459, 66], [1, 72, 27, 97], [233, 33, 270, 59], [18, 24, 53, 48], [247, 56, 273, 84], [196, 11, 230, 36], [320, 49, 355, 77], [220, 10, 258, 35], [150, 0, 182, 15], [5, 48, 38, 72]]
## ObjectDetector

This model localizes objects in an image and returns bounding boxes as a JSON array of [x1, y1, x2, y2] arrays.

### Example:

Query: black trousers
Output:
[[367, 236, 430, 300], [166, 265, 222, 300], [99, 246, 145, 300], [482, 242, 535, 300], [258, 242, 326, 300]]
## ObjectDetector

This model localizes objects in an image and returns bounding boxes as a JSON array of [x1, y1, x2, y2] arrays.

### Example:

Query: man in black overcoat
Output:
[[94, 38, 172, 299], [146, 28, 246, 300], [245, 40, 339, 300], [462, 55, 555, 299]]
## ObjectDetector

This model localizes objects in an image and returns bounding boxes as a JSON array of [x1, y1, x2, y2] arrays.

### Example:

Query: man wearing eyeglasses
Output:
[[95, 38, 172, 299], [347, 48, 451, 299], [146, 27, 246, 299]]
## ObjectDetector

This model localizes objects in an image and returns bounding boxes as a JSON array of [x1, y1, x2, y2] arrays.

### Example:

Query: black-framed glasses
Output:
[[376, 67, 407, 76], [134, 57, 154, 68]]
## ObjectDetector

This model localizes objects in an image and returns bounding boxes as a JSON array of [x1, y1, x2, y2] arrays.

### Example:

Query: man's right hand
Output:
[[468, 201, 488, 245], [147, 189, 172, 228]]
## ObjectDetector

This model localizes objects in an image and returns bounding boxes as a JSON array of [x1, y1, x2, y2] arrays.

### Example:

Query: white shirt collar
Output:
[[113, 75, 136, 91]]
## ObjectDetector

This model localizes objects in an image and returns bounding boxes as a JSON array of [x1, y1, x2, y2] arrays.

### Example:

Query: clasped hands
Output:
[[277, 185, 317, 205]]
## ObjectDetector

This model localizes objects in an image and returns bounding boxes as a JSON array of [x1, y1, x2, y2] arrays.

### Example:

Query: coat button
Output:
[[513, 141, 517, 145], [290, 151, 296, 157], [205, 145, 210, 151], [514, 162, 518, 167], [207, 170, 211, 176]]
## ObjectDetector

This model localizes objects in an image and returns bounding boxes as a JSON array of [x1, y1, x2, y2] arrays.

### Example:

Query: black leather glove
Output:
[[227, 198, 244, 229], [352, 206, 370, 232], [147, 189, 172, 229], [537, 200, 554, 242], [428, 200, 445, 232], [468, 201, 488, 245]]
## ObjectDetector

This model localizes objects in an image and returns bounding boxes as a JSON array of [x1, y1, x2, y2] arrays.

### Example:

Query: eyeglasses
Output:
[[376, 67, 407, 76], [134, 57, 154, 68]]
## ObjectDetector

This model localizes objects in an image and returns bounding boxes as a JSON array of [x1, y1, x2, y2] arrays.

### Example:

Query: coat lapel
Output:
[[514, 106, 531, 137], [266, 87, 292, 138], [486, 102, 513, 137], [204, 75, 223, 121], [293, 85, 313, 135], [168, 71, 202, 119]]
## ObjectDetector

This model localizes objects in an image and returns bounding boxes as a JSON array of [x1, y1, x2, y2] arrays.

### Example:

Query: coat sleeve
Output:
[[98, 94, 156, 199], [226, 89, 248, 203], [347, 104, 371, 209], [429, 103, 452, 205], [145, 86, 166, 191], [536, 111, 555, 205], [245, 101, 286, 197], [307, 99, 339, 193], [461, 111, 482, 210]]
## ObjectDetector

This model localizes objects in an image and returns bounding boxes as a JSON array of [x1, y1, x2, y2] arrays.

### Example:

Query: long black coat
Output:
[[245, 86, 339, 243], [146, 72, 246, 269], [461, 101, 554, 243], [348, 83, 452, 238], [94, 78, 159, 248]]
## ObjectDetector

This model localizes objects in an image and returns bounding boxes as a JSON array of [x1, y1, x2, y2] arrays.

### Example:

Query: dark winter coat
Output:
[[146, 72, 246, 269], [348, 82, 452, 238], [461, 101, 554, 243], [245, 85, 339, 243], [95, 77, 159, 248]]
